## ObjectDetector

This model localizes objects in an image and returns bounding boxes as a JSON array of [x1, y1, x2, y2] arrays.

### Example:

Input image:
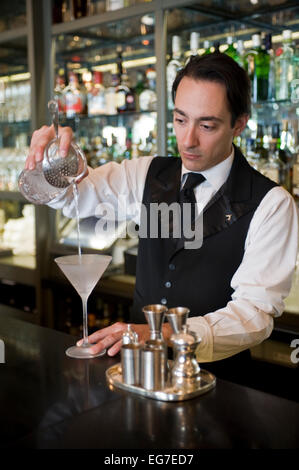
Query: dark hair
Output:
[[172, 52, 251, 127]]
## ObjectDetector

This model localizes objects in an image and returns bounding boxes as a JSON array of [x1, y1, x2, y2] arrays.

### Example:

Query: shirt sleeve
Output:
[[48, 156, 154, 224], [188, 186, 299, 363]]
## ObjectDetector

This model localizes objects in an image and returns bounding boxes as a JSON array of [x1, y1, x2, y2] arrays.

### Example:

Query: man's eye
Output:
[[201, 124, 214, 131], [174, 118, 185, 124]]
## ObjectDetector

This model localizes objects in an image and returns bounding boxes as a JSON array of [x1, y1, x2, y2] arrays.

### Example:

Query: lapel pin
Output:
[[225, 214, 232, 222]]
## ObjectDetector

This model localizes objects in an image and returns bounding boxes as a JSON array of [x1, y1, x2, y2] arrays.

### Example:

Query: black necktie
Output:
[[180, 173, 206, 205], [178, 172, 205, 242]]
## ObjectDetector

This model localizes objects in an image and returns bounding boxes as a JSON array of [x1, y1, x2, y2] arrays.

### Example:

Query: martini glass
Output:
[[55, 254, 112, 358]]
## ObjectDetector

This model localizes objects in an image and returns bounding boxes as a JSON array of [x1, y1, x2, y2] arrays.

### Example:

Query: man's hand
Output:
[[76, 321, 174, 356], [26, 124, 74, 170]]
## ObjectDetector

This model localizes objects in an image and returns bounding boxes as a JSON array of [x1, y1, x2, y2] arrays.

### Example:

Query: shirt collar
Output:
[[181, 146, 234, 192]]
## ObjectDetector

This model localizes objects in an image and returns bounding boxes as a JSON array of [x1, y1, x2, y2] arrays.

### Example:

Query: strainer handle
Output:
[[48, 100, 59, 139]]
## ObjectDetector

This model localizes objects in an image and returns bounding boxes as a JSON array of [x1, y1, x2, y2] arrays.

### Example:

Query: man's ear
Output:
[[233, 114, 249, 137]]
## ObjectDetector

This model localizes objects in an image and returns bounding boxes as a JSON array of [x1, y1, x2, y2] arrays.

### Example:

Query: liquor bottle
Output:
[[54, 70, 66, 117], [236, 39, 245, 67], [246, 137, 260, 169], [167, 123, 179, 157], [213, 41, 220, 54], [87, 71, 106, 116], [255, 123, 268, 170], [64, 71, 85, 118], [92, 136, 110, 166], [270, 122, 292, 192], [281, 119, 295, 156], [262, 125, 287, 186], [224, 36, 240, 63], [106, 73, 118, 115], [245, 33, 270, 102], [121, 128, 132, 160], [264, 33, 276, 101], [185, 31, 200, 64], [87, 0, 106, 15], [62, 0, 74, 22], [73, 0, 87, 18], [108, 134, 123, 162], [106, 0, 128, 11], [291, 43, 299, 103], [280, 119, 295, 193], [138, 67, 157, 111], [135, 70, 146, 111], [202, 40, 212, 55], [275, 30, 294, 101], [116, 73, 136, 113], [167, 36, 183, 110], [143, 130, 156, 156], [78, 73, 88, 115], [82, 70, 93, 94]]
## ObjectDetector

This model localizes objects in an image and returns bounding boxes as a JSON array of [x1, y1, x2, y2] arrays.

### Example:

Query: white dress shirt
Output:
[[49, 151, 299, 362]]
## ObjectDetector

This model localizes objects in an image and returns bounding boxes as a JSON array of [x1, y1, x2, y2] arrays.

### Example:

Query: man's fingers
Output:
[[25, 125, 74, 170], [59, 126, 73, 157], [76, 322, 127, 348], [107, 339, 123, 356], [88, 331, 123, 355]]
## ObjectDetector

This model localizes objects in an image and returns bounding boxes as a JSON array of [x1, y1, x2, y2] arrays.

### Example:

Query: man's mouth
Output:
[[182, 152, 201, 160]]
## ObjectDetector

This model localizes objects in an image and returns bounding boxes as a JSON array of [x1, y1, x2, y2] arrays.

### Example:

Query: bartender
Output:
[[26, 53, 298, 376]]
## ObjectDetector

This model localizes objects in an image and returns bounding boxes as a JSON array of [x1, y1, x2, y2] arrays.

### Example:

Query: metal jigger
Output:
[[142, 304, 168, 340], [165, 307, 190, 334], [141, 304, 168, 391]]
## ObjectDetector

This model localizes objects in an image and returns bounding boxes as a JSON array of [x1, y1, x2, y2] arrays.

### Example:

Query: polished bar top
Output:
[[0, 315, 298, 449]]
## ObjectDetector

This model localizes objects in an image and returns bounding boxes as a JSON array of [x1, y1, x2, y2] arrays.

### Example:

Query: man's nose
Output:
[[183, 124, 198, 148]]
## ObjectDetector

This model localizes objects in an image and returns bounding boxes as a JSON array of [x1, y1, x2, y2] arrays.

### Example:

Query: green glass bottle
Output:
[[224, 36, 240, 63], [245, 34, 270, 102], [202, 40, 212, 55]]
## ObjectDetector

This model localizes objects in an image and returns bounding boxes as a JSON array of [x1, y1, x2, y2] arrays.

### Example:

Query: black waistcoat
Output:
[[131, 147, 277, 323]]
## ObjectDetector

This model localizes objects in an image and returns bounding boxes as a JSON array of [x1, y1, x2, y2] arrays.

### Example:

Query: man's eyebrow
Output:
[[173, 108, 223, 123]]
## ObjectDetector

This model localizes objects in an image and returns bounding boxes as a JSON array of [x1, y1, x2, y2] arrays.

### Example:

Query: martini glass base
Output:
[[66, 343, 106, 359]]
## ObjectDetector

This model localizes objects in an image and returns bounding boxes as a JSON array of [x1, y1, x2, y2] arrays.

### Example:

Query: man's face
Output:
[[173, 77, 248, 172]]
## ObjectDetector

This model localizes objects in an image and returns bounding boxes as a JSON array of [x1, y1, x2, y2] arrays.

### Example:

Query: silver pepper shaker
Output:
[[170, 325, 201, 392]]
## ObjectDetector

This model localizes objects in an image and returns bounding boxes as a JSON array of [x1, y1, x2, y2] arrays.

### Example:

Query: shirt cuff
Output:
[[187, 316, 214, 362]]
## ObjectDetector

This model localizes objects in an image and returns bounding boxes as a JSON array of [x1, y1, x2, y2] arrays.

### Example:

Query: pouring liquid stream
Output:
[[72, 181, 82, 259]]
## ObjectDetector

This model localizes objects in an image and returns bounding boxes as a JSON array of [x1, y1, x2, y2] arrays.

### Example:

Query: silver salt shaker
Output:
[[170, 325, 201, 392], [121, 325, 141, 386], [141, 339, 168, 391]]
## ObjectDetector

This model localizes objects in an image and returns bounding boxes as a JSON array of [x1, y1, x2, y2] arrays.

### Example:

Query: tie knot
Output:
[[183, 173, 205, 191]]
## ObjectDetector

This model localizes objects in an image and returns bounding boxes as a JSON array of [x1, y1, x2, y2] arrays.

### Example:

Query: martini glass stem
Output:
[[81, 294, 89, 347]]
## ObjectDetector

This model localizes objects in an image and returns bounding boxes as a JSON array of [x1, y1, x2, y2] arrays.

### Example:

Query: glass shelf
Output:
[[60, 109, 157, 124]]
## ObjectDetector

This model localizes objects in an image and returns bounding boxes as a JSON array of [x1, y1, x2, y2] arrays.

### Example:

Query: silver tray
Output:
[[106, 363, 216, 402]]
